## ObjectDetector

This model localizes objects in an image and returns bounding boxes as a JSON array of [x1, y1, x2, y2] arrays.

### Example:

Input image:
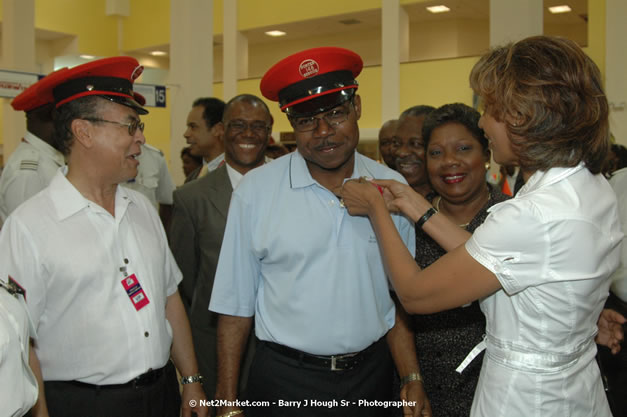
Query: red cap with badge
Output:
[[11, 67, 70, 112], [260, 47, 363, 117], [39, 56, 148, 115]]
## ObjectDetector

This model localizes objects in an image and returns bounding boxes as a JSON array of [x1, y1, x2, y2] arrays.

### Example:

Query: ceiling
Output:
[[4, 1, 586, 65], [239, 0, 587, 47]]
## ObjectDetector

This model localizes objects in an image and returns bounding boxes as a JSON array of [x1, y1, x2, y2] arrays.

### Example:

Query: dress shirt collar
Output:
[[24, 131, 65, 167], [205, 152, 225, 171], [517, 163, 586, 197], [225, 162, 244, 190], [51, 169, 136, 221], [288, 150, 378, 189], [226, 157, 273, 190]]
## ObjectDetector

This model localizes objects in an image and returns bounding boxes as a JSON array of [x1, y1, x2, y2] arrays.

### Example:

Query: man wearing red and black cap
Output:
[[210, 47, 430, 417], [0, 72, 67, 225], [0, 57, 207, 417]]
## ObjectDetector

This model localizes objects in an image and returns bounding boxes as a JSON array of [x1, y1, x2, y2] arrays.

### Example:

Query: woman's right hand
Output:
[[374, 179, 432, 223]]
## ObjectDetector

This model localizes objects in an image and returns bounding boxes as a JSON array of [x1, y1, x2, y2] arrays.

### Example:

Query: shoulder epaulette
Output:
[[19, 160, 39, 171]]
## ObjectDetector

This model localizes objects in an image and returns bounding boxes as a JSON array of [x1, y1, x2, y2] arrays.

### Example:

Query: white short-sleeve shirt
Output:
[[0, 170, 182, 385], [609, 167, 627, 301], [0, 132, 64, 223], [465, 164, 621, 417]]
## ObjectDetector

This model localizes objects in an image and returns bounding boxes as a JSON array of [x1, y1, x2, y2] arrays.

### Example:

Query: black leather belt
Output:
[[262, 338, 384, 371], [66, 362, 170, 390]]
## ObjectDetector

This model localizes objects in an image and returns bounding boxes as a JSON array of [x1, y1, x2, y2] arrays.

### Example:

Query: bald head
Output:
[[378, 119, 399, 169]]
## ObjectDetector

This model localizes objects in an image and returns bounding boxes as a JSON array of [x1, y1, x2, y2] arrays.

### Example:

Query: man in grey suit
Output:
[[169, 94, 273, 402]]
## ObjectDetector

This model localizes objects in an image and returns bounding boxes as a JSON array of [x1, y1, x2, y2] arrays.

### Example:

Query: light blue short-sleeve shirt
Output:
[[209, 151, 415, 355]]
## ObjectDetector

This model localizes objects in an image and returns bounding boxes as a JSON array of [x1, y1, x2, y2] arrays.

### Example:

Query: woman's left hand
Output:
[[340, 177, 385, 216]]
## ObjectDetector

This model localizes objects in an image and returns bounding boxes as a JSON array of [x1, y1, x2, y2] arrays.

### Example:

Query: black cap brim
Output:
[[102, 95, 149, 115], [285, 89, 355, 118]]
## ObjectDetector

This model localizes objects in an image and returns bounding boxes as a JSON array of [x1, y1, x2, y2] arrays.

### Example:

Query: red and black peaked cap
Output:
[[35, 56, 148, 115], [260, 47, 363, 117]]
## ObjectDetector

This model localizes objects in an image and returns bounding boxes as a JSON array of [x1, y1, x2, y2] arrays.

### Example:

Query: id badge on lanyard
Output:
[[120, 261, 150, 311]]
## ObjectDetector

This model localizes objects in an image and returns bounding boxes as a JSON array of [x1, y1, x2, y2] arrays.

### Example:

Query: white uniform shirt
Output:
[[609, 167, 627, 302], [121, 144, 176, 209], [0, 170, 182, 385], [465, 164, 621, 417], [0, 284, 38, 417], [0, 132, 64, 223]]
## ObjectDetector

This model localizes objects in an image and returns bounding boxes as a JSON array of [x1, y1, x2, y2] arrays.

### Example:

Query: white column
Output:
[[223, 0, 248, 101], [2, 0, 36, 161], [489, 0, 543, 45], [399, 5, 410, 63], [381, 0, 409, 123], [169, 0, 214, 184], [606, 0, 627, 146], [106, 0, 129, 54]]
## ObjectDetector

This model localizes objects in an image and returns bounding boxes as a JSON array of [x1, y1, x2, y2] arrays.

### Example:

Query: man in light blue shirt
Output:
[[210, 47, 430, 417]]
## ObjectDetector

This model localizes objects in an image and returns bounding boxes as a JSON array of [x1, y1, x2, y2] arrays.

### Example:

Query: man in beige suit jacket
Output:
[[169, 94, 273, 403]]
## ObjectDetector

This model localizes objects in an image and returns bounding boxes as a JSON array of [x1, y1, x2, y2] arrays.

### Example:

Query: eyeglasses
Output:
[[289, 104, 352, 132], [82, 118, 145, 136], [226, 120, 270, 136]]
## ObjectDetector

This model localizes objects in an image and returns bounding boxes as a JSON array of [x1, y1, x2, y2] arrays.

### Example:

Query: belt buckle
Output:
[[330, 353, 356, 371], [331, 356, 339, 371]]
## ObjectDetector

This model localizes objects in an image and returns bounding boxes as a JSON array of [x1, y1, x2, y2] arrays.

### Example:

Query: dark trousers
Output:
[[44, 362, 181, 417], [245, 339, 394, 417]]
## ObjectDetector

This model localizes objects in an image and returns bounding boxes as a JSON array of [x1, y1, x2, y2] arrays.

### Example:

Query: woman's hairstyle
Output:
[[422, 103, 487, 150], [611, 143, 627, 172], [603, 143, 627, 178], [469, 35, 609, 174]]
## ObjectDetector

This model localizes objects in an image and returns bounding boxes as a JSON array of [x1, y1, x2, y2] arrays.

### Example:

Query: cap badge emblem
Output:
[[131, 65, 144, 81], [86, 85, 94, 91], [299, 59, 319, 78]]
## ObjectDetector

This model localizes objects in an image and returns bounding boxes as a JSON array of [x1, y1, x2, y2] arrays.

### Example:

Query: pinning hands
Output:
[[339, 177, 386, 216], [371, 179, 430, 220], [340, 178, 433, 223]]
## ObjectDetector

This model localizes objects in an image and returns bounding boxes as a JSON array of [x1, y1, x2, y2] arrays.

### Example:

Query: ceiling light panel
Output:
[[548, 5, 572, 14], [265, 30, 287, 37], [426, 5, 451, 14]]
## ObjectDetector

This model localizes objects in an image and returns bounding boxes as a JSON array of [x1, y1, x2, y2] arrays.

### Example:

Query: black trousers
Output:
[[44, 362, 181, 417], [245, 339, 395, 417]]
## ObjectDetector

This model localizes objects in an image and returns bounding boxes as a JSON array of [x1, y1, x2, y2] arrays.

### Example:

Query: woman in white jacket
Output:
[[341, 35, 623, 417]]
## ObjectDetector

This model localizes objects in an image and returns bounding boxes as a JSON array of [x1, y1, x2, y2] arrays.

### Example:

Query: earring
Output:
[[485, 162, 491, 171]]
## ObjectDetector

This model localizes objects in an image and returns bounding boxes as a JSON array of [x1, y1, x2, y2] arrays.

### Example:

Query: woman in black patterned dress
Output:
[[414, 103, 509, 417]]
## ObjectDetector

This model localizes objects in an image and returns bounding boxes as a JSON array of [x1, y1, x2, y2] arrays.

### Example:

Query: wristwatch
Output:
[[180, 373, 204, 385]]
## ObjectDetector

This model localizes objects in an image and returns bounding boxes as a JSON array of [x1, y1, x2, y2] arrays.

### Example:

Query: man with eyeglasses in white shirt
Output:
[[0, 57, 207, 417]]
